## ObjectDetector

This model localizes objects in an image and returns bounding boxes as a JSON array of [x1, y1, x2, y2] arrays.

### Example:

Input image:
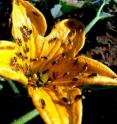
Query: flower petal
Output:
[[12, 0, 47, 59], [12, 0, 47, 37], [76, 55, 117, 77], [35, 19, 85, 70], [29, 86, 83, 124], [30, 87, 64, 124], [44, 55, 117, 86], [0, 41, 28, 85]]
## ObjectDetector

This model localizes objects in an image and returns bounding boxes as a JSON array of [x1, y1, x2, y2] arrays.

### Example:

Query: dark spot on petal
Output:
[[72, 77, 78, 81], [15, 52, 24, 60], [30, 58, 39, 62], [63, 72, 70, 77], [73, 58, 78, 65], [66, 20, 76, 29], [15, 38, 22, 46], [42, 69, 49, 74], [40, 99, 45, 109], [82, 63, 88, 72], [74, 95, 82, 101], [68, 30, 76, 37], [23, 45, 29, 53], [41, 56, 48, 60], [53, 85, 57, 90], [10, 57, 17, 66], [52, 72, 56, 79], [32, 11, 39, 16], [48, 37, 59, 43], [52, 61, 57, 65], [62, 97, 71, 105], [88, 72, 98, 78], [15, 0, 19, 5], [20, 26, 32, 40], [68, 39, 74, 46], [65, 19, 83, 32], [61, 53, 66, 58]]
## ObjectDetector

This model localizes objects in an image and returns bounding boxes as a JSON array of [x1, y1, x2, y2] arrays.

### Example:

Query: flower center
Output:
[[28, 71, 51, 88]]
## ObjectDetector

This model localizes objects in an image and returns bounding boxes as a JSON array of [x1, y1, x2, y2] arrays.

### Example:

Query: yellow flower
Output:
[[0, 0, 117, 124]]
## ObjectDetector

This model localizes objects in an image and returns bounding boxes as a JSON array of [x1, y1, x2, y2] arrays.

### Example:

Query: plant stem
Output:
[[85, 0, 112, 34], [85, 16, 99, 34], [7, 80, 20, 94], [10, 109, 39, 124]]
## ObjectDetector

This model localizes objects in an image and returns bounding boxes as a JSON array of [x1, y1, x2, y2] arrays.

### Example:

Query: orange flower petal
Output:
[[29, 86, 83, 124], [12, 0, 47, 59], [44, 55, 117, 86], [31, 87, 63, 124], [34, 19, 85, 70], [12, 0, 47, 37]]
